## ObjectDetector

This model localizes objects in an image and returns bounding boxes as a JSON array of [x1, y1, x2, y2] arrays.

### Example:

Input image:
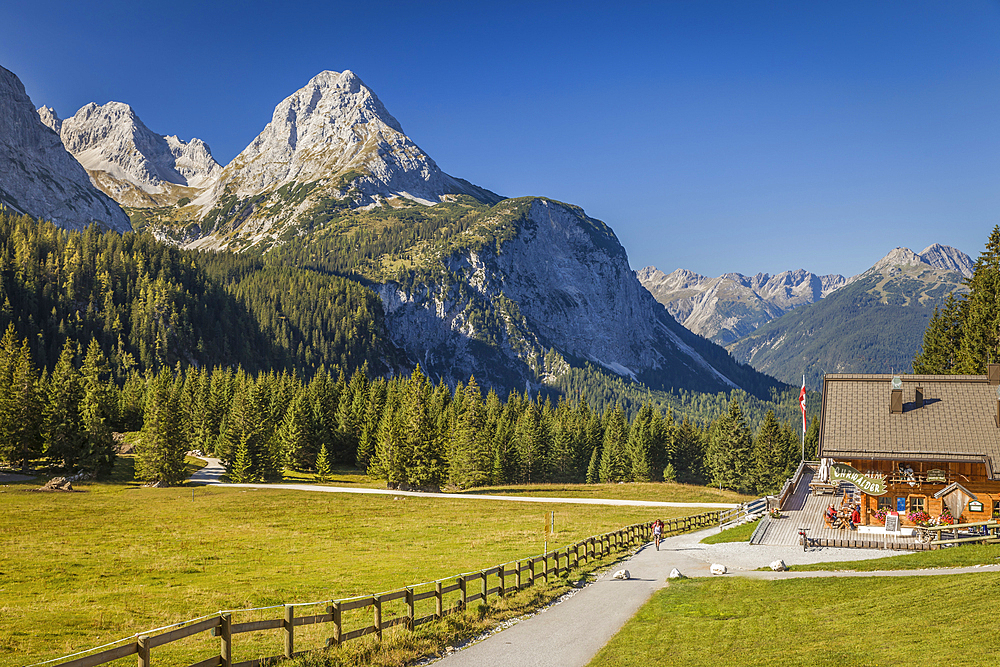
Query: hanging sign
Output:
[[829, 463, 887, 496]]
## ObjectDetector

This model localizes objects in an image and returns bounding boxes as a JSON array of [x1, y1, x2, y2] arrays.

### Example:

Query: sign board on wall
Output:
[[829, 463, 888, 495], [885, 512, 900, 532], [969, 501, 984, 512]]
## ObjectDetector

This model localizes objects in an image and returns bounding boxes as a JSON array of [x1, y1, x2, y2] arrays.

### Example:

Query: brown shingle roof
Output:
[[818, 374, 1000, 479]]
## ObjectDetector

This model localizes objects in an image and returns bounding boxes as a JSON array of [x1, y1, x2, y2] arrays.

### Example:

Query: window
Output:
[[877, 496, 893, 511], [909, 496, 925, 514], [993, 500, 999, 518]]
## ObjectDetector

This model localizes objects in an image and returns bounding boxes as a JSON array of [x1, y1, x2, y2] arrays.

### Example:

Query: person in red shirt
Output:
[[850, 505, 861, 530]]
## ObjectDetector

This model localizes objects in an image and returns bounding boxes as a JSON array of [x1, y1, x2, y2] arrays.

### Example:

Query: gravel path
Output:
[[429, 526, 1000, 667], [187, 457, 738, 508]]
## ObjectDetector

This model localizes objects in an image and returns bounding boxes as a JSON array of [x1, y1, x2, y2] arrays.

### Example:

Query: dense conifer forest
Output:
[[0, 209, 816, 493]]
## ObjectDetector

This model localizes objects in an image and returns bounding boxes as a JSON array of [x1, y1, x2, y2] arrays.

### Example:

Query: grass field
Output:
[[588, 574, 1000, 667], [700, 518, 761, 544], [787, 542, 1000, 571], [1, 460, 719, 666]]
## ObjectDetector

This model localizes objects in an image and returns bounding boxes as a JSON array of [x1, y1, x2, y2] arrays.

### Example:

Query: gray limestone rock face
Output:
[[57, 102, 221, 192], [0, 66, 130, 232]]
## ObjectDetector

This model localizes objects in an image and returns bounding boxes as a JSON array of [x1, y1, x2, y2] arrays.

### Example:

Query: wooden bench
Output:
[[810, 482, 837, 495]]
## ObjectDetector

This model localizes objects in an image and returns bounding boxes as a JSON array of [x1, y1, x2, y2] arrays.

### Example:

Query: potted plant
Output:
[[907, 510, 932, 527], [768, 507, 781, 519], [873, 508, 889, 525]]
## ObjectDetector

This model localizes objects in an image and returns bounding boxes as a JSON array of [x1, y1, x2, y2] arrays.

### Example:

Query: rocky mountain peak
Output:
[[865, 245, 973, 279], [58, 101, 219, 193], [0, 66, 129, 231], [918, 243, 974, 278], [37, 105, 61, 133]]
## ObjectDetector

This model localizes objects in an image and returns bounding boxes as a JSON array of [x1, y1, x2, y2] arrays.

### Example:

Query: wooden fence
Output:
[[44, 511, 720, 667]]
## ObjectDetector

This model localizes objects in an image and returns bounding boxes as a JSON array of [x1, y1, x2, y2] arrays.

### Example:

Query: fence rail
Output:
[[43, 510, 720, 667]]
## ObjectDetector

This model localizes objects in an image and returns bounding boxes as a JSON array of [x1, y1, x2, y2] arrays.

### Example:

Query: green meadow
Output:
[[0, 466, 713, 666]]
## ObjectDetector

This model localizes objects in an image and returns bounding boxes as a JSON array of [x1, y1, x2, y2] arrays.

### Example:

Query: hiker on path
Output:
[[652, 518, 664, 550]]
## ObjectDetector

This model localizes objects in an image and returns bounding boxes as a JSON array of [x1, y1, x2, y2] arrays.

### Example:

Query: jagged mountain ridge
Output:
[[17, 64, 781, 396], [640, 243, 972, 345], [39, 102, 221, 208], [0, 66, 130, 232], [725, 247, 971, 388], [637, 266, 848, 344]]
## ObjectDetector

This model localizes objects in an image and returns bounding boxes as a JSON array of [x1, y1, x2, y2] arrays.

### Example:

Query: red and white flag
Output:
[[799, 375, 807, 435]]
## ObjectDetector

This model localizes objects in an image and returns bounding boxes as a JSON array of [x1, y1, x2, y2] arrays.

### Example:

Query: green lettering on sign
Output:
[[829, 463, 887, 496]]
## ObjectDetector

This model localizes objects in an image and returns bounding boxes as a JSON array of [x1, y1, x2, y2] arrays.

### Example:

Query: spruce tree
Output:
[[598, 404, 628, 483], [706, 400, 753, 492], [79, 339, 115, 474], [136, 368, 189, 484], [10, 339, 43, 469], [43, 340, 86, 470], [315, 442, 332, 482]]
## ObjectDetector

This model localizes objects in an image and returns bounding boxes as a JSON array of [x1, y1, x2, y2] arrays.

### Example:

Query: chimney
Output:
[[915, 386, 923, 409], [890, 376, 903, 414], [989, 364, 1000, 386]]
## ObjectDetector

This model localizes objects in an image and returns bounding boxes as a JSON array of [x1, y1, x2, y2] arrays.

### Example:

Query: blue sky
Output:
[[3, 1, 999, 277]]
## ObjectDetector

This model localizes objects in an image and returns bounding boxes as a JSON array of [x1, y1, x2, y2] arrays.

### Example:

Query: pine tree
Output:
[[598, 405, 628, 482], [751, 410, 786, 494], [315, 442, 332, 482], [9, 339, 43, 469], [706, 400, 753, 492], [79, 338, 115, 474], [136, 368, 189, 484], [43, 340, 86, 470], [585, 445, 600, 484]]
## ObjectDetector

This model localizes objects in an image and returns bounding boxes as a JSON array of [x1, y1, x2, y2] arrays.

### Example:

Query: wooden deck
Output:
[[755, 468, 922, 549]]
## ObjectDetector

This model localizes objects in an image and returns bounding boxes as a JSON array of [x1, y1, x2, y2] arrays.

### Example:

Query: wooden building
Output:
[[818, 370, 1000, 529]]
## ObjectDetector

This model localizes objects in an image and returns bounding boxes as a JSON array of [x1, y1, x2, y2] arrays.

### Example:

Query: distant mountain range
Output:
[[638, 244, 972, 346], [640, 245, 972, 388], [0, 64, 784, 399]]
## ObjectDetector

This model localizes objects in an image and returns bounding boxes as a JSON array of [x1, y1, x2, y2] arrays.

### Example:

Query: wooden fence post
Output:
[[480, 571, 487, 603], [460, 576, 467, 609], [435, 581, 443, 619], [542, 554, 548, 583], [515, 561, 522, 590], [284, 604, 294, 658], [220, 613, 232, 666], [498, 564, 505, 597], [332, 602, 342, 646], [137, 636, 150, 667], [528, 559, 535, 587], [406, 588, 415, 631], [374, 594, 383, 641]]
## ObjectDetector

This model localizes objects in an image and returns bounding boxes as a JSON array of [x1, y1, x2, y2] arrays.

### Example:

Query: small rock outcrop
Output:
[[38, 477, 73, 491]]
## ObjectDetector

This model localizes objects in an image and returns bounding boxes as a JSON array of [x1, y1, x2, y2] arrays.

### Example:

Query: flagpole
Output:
[[800, 374, 806, 460]]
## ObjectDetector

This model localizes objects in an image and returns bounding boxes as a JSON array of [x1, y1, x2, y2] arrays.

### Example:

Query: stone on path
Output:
[[770, 559, 787, 572], [668, 568, 685, 579], [612, 569, 630, 580], [710, 563, 727, 575]]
